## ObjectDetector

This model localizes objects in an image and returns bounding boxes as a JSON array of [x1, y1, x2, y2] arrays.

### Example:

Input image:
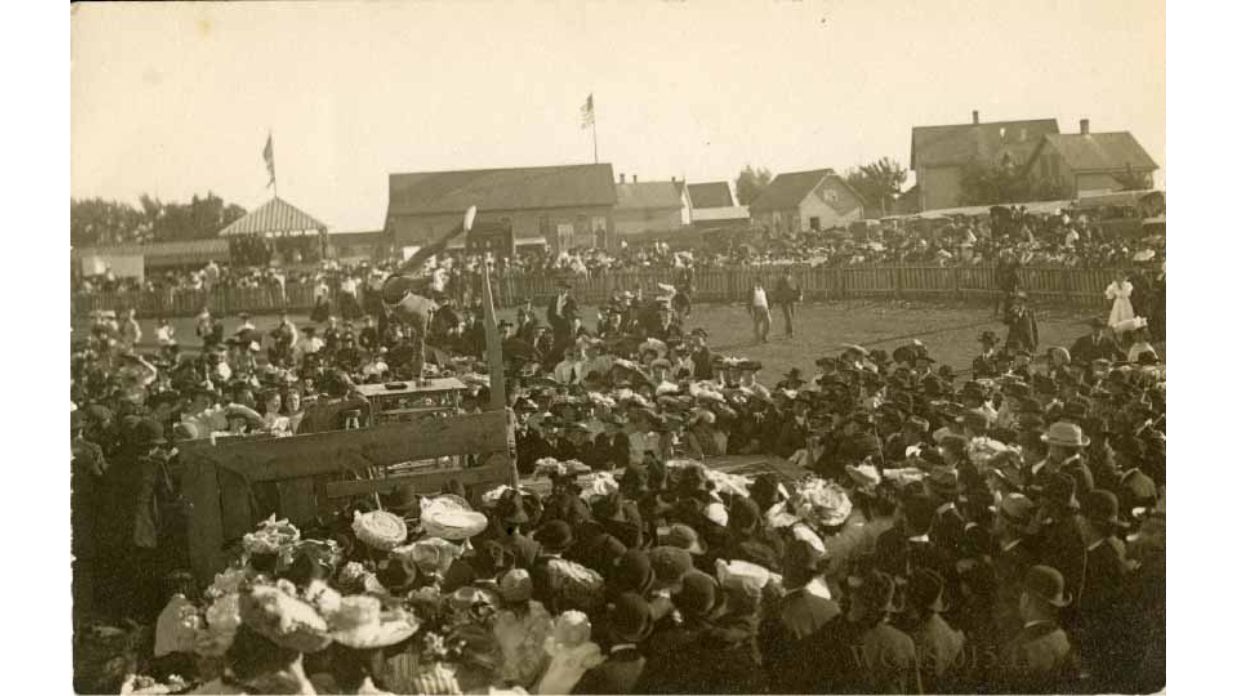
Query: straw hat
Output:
[[352, 510, 408, 551], [1040, 421, 1091, 448], [329, 595, 419, 649]]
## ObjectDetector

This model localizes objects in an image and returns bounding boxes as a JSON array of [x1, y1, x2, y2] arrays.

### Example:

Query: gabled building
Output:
[[385, 163, 617, 252], [1022, 120, 1159, 197], [612, 174, 691, 237], [911, 111, 1059, 210], [748, 169, 864, 233]]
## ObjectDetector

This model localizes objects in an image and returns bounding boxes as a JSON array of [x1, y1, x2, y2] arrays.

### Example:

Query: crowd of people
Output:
[[72, 257, 1166, 694], [72, 202, 1165, 305]]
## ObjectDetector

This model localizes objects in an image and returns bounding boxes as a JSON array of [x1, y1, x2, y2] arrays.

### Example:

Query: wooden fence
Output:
[[72, 264, 1124, 318], [178, 409, 518, 584]]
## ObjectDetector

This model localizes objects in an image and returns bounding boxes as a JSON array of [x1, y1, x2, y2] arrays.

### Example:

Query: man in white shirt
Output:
[[295, 326, 325, 363], [155, 318, 176, 347], [749, 281, 772, 343]]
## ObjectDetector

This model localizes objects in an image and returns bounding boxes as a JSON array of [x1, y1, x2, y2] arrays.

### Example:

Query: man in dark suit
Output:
[[575, 593, 654, 694], [687, 328, 714, 380], [1076, 489, 1136, 693], [546, 280, 578, 350], [972, 330, 1003, 378], [996, 565, 1081, 694], [773, 270, 802, 337], [1069, 318, 1122, 366], [1004, 292, 1039, 353], [759, 539, 846, 693]]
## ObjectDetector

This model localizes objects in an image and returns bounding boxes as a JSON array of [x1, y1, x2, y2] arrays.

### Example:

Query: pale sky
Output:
[[71, 0, 1165, 232]]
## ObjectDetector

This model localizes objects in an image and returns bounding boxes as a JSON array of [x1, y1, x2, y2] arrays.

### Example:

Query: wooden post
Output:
[[184, 457, 225, 586], [481, 264, 506, 411]]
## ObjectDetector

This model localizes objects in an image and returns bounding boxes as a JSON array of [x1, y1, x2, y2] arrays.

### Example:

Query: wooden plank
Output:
[[193, 411, 509, 482], [276, 478, 319, 527], [323, 460, 514, 500], [216, 463, 254, 544], [183, 458, 226, 585]]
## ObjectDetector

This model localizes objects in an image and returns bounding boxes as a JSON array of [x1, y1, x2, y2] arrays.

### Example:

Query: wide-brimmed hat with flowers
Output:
[[239, 583, 333, 653], [392, 537, 465, 577], [792, 477, 853, 528], [328, 595, 420, 649], [242, 515, 301, 556], [420, 495, 489, 541], [352, 510, 409, 551]]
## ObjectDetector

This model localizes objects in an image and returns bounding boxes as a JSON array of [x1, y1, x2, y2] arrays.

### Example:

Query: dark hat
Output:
[[535, 520, 574, 553], [662, 523, 705, 555], [613, 549, 655, 596], [673, 570, 725, 619], [928, 467, 961, 500], [727, 496, 761, 535], [471, 540, 515, 579], [1041, 471, 1080, 509], [979, 330, 1000, 345], [495, 488, 530, 525], [999, 493, 1037, 527], [648, 546, 694, 587], [690, 327, 709, 338], [849, 569, 899, 615], [379, 485, 421, 516], [1081, 489, 1125, 527], [906, 568, 947, 613], [133, 418, 167, 446], [1089, 317, 1107, 328], [607, 592, 655, 644], [1023, 565, 1071, 607]]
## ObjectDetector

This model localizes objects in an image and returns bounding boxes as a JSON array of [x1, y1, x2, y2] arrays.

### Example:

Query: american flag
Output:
[[262, 133, 276, 188], [580, 93, 595, 129]]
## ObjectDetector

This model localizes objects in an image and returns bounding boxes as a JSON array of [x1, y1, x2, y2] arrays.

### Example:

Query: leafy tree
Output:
[[71, 192, 247, 246], [958, 163, 1070, 206], [844, 157, 908, 216], [1112, 164, 1153, 192], [735, 165, 772, 205]]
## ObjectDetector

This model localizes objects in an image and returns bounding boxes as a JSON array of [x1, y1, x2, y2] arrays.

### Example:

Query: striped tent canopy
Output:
[[218, 196, 328, 237]]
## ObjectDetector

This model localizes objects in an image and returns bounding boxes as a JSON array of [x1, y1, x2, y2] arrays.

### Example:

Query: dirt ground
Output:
[[72, 298, 1109, 377]]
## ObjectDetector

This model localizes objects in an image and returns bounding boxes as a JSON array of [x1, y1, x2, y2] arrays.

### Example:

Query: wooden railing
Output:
[[72, 264, 1128, 317]]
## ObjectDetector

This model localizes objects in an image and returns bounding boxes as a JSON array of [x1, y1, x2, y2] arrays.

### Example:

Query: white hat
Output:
[[328, 595, 419, 649], [420, 496, 488, 541]]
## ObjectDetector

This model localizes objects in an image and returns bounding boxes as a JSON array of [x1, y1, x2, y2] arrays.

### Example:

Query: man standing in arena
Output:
[[750, 279, 772, 343]]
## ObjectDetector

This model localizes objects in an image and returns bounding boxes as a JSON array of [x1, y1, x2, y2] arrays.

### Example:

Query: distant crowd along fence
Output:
[[72, 264, 1129, 318]]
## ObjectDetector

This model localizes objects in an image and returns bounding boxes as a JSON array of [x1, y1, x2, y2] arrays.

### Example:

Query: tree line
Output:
[[71, 193, 247, 248]]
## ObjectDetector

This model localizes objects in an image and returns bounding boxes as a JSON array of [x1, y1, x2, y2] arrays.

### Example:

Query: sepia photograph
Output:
[[62, 1, 1173, 693]]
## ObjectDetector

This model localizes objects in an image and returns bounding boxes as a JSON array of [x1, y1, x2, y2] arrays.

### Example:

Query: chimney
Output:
[[1080, 118, 1090, 135], [619, 173, 625, 184], [633, 174, 638, 183], [972, 110, 980, 125]]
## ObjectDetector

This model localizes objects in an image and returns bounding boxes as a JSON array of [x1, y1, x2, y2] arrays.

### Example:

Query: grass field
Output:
[[72, 299, 1103, 377]]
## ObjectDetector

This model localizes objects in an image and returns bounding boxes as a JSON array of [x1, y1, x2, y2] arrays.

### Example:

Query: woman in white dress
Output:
[[1105, 275, 1136, 328]]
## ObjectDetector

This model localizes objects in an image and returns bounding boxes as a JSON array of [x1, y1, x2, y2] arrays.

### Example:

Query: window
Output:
[[591, 216, 606, 232], [823, 189, 839, 204], [809, 217, 821, 231]]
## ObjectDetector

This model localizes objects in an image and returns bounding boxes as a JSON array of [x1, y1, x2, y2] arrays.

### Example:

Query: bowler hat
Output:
[[1082, 489, 1125, 528], [662, 523, 705, 555], [673, 570, 725, 619], [1023, 565, 1072, 607], [907, 568, 947, 613], [608, 592, 655, 643], [649, 546, 694, 587], [613, 549, 656, 596], [535, 520, 574, 553]]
